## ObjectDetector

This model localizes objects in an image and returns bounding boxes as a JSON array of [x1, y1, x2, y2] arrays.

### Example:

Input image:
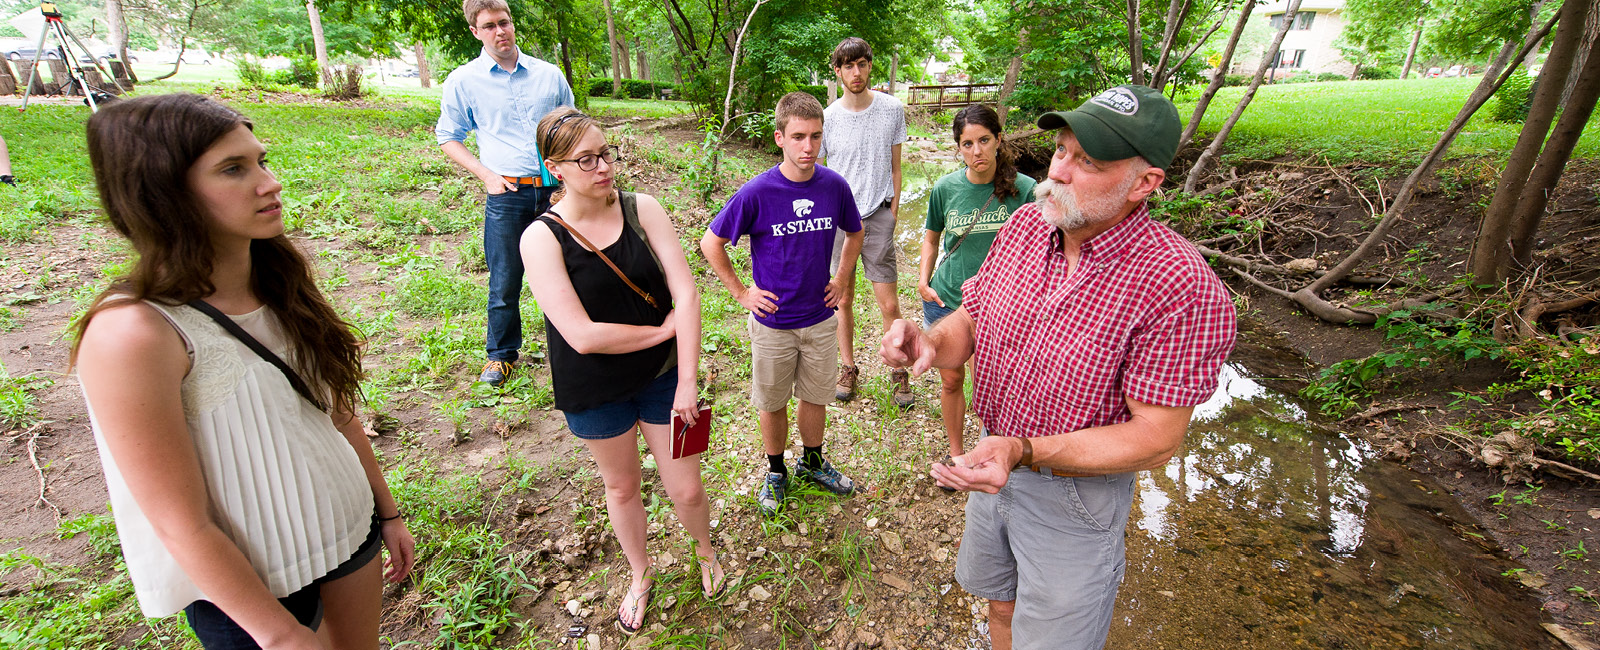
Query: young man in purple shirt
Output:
[[701, 92, 865, 517]]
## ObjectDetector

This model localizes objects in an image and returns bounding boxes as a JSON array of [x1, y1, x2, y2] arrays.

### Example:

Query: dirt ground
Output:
[[2, 120, 1597, 648]]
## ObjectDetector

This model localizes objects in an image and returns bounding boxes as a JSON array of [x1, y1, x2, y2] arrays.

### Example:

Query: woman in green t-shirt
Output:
[[917, 104, 1038, 466]]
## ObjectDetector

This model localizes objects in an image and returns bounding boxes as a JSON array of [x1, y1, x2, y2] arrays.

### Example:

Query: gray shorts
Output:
[[831, 201, 897, 285], [955, 466, 1136, 650]]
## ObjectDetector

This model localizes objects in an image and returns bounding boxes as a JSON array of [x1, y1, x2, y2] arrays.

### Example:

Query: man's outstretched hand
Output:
[[880, 319, 936, 375]]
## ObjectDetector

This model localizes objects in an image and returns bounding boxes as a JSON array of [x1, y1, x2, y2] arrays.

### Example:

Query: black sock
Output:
[[802, 445, 823, 468], [767, 454, 787, 475]]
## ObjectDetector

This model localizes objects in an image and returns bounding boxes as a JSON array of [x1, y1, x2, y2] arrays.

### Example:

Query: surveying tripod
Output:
[[18, 2, 127, 112]]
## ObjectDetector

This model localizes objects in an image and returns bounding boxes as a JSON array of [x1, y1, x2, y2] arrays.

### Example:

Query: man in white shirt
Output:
[[821, 37, 911, 408]]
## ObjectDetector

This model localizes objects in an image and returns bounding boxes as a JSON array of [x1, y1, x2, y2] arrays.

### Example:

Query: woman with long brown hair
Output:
[[523, 107, 725, 634], [918, 104, 1038, 469], [73, 93, 415, 649]]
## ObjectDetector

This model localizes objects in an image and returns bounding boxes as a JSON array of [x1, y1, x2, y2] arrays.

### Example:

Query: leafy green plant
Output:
[[1302, 303, 1504, 417]]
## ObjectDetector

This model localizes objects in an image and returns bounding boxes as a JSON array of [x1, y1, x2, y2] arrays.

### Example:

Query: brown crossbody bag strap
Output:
[[543, 208, 664, 311], [938, 192, 997, 266]]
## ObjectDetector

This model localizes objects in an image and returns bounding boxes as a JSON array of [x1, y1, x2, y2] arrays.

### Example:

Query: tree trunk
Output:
[[1401, 21, 1423, 79], [557, 14, 575, 89], [106, 0, 135, 82], [1150, 0, 1193, 86], [636, 36, 648, 80], [306, 0, 332, 86], [1183, 0, 1302, 193], [1507, 33, 1600, 268], [1469, 0, 1589, 285], [1562, 0, 1599, 103], [603, 0, 623, 95], [1127, 0, 1146, 85], [1178, 0, 1254, 152], [414, 42, 430, 88], [998, 55, 1023, 129], [722, 0, 767, 128], [889, 51, 899, 93], [1349, 63, 1361, 80], [618, 27, 633, 79], [827, 79, 837, 104]]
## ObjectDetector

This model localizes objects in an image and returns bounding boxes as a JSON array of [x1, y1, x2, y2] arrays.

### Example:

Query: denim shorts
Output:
[[922, 300, 955, 328], [185, 515, 382, 649], [563, 368, 678, 440]]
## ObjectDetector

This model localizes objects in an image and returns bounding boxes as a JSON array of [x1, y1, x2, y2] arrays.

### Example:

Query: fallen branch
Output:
[[1531, 456, 1600, 482], [24, 423, 60, 521], [1341, 403, 1429, 424]]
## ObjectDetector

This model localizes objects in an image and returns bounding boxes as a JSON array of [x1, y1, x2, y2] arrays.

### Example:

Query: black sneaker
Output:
[[757, 471, 788, 516], [478, 359, 513, 386], [795, 458, 856, 496]]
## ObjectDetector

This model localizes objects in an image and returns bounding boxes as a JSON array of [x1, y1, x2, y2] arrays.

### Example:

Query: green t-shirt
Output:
[[924, 169, 1038, 309]]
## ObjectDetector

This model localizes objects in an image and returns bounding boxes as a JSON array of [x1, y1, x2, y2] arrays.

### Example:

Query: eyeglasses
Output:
[[475, 19, 512, 32], [552, 145, 620, 172]]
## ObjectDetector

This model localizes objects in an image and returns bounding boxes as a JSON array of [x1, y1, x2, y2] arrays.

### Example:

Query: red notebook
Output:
[[671, 403, 712, 459]]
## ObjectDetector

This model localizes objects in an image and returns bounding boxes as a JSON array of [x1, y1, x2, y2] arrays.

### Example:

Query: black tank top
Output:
[[537, 194, 674, 412]]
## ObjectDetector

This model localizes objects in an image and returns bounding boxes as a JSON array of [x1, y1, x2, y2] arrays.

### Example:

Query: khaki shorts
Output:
[[832, 202, 898, 284], [748, 314, 838, 412]]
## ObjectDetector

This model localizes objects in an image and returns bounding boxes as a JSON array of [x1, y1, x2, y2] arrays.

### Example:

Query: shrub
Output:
[[585, 77, 677, 99], [796, 84, 828, 106], [1357, 66, 1399, 80], [276, 55, 321, 88], [1224, 74, 1252, 86], [237, 60, 269, 87], [1492, 72, 1534, 123]]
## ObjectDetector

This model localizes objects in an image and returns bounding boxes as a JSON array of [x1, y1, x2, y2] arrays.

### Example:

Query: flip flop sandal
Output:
[[615, 573, 653, 635], [698, 554, 729, 601]]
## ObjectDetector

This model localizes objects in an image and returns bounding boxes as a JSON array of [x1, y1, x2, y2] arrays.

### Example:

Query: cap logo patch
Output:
[[1091, 88, 1139, 116]]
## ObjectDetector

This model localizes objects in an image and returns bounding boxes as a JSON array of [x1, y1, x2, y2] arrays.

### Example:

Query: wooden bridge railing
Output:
[[906, 84, 1001, 108]]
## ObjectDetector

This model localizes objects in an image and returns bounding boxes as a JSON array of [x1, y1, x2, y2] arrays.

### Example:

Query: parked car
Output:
[[1442, 64, 1463, 77], [5, 45, 61, 61], [1425, 66, 1443, 78]]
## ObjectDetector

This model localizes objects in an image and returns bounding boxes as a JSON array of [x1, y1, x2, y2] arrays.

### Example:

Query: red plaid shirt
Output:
[[961, 201, 1236, 438]]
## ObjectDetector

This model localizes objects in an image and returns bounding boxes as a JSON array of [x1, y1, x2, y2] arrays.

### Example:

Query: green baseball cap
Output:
[[1036, 85, 1180, 170]]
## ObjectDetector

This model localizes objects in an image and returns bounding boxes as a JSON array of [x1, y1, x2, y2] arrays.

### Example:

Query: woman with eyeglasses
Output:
[[918, 104, 1037, 474], [522, 107, 726, 634]]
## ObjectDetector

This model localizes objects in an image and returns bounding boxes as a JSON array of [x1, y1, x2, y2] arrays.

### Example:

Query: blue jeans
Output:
[[484, 187, 556, 362]]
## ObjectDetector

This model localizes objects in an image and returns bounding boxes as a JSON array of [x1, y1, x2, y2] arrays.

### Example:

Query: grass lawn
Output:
[[1176, 76, 1600, 165]]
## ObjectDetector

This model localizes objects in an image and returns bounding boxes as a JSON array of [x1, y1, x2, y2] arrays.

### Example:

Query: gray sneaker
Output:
[[757, 472, 788, 517], [795, 458, 856, 496]]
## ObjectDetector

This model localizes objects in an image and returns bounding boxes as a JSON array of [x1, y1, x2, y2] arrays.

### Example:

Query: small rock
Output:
[[1157, 590, 1176, 598], [566, 600, 580, 616], [1588, 508, 1599, 520], [1284, 258, 1318, 273], [557, 580, 572, 592], [1543, 600, 1569, 614], [1517, 572, 1549, 590], [932, 547, 950, 562], [749, 585, 773, 602], [880, 531, 903, 555], [1278, 171, 1306, 181], [856, 629, 882, 648], [586, 633, 601, 650], [782, 534, 800, 547], [659, 552, 675, 568], [799, 522, 809, 535], [879, 574, 912, 592], [866, 517, 880, 528]]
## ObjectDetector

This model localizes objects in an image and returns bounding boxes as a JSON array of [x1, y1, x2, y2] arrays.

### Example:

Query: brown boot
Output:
[[891, 369, 914, 409], [835, 365, 859, 401]]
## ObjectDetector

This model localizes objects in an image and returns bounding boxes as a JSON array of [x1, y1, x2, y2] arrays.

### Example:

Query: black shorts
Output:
[[184, 515, 382, 649]]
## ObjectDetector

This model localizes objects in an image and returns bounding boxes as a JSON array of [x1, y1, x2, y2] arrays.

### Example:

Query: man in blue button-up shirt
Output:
[[437, 0, 575, 386]]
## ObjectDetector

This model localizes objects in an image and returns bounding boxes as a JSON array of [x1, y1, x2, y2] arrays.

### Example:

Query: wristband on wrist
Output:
[[378, 512, 402, 522], [1013, 437, 1033, 470]]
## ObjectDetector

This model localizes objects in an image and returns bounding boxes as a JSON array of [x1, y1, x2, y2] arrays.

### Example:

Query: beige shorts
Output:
[[748, 314, 839, 412]]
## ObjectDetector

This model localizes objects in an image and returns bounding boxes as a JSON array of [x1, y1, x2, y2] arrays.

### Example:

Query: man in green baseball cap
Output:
[[878, 83, 1236, 650], [1036, 84, 1180, 171]]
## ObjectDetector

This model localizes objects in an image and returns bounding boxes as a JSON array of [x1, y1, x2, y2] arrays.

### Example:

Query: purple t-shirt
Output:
[[709, 165, 863, 330]]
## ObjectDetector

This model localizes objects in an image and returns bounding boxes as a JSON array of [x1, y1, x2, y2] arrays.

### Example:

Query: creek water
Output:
[[892, 161, 1554, 648]]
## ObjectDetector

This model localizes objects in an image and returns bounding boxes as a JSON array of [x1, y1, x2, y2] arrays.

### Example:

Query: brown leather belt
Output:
[[501, 175, 547, 187], [1017, 464, 1077, 478]]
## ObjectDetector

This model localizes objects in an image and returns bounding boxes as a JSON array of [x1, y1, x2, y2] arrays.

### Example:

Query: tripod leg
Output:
[[51, 22, 98, 110], [18, 21, 51, 111], [64, 24, 127, 95]]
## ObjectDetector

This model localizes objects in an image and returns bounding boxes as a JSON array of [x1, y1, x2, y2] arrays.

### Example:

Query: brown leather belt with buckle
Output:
[[501, 175, 546, 187]]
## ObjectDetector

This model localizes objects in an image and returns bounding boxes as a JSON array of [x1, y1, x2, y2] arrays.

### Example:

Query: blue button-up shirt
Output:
[[435, 49, 575, 181]]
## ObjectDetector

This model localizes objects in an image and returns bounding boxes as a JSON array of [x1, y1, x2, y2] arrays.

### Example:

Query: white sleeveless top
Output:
[[84, 302, 374, 617]]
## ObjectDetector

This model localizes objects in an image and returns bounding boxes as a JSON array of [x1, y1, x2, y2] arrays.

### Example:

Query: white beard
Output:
[[1034, 174, 1137, 232]]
